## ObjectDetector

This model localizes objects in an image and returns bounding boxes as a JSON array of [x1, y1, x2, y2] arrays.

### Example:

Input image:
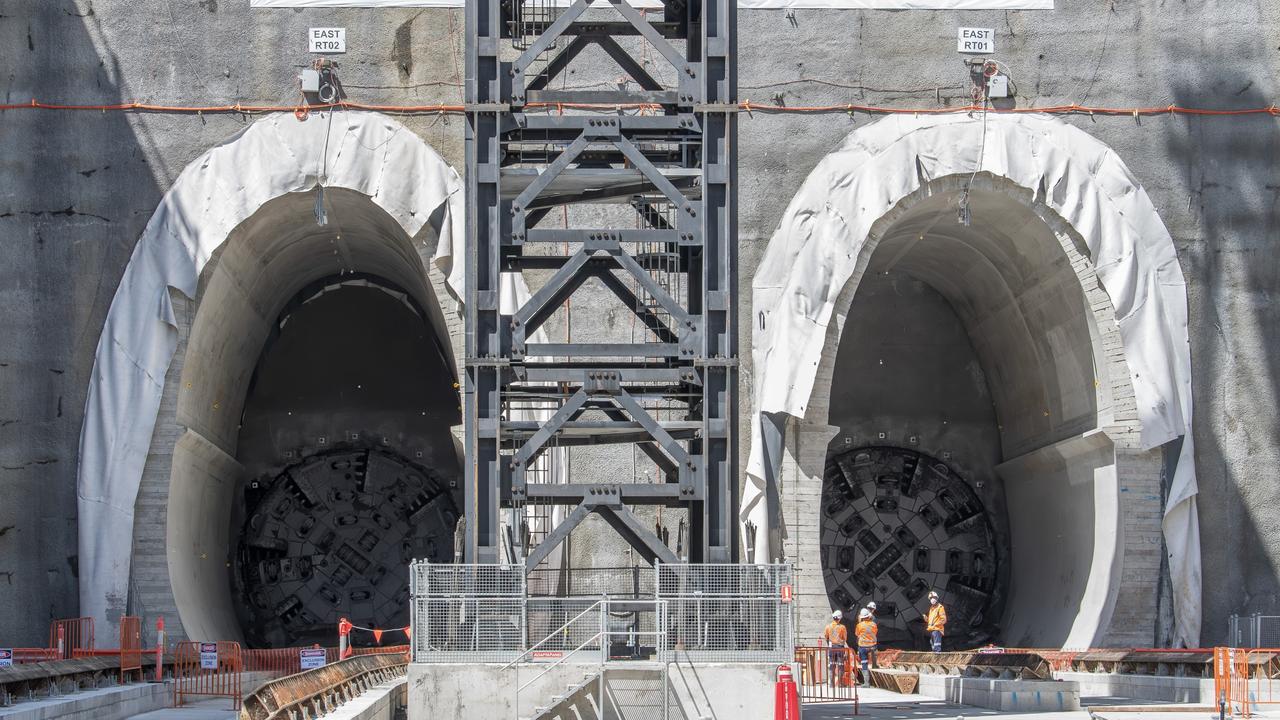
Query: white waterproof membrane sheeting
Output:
[[75, 112, 464, 632], [253, 1, 1054, 8], [744, 113, 1200, 646]]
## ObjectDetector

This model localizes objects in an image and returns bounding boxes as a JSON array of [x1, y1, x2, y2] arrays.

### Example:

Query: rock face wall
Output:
[[1, 1, 1277, 647]]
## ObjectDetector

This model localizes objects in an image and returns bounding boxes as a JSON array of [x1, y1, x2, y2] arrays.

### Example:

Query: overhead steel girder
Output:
[[464, 0, 738, 567], [524, 499, 680, 572]]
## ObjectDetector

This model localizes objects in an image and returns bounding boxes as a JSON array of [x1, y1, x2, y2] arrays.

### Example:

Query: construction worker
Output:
[[823, 610, 849, 686], [926, 591, 947, 652], [863, 600, 878, 617], [855, 608, 878, 687]]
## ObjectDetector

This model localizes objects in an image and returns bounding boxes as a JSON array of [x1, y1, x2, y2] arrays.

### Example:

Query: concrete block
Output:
[[1055, 672, 1214, 704], [916, 675, 1080, 712]]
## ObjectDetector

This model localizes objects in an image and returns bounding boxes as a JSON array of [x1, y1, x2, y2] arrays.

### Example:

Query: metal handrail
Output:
[[502, 598, 608, 670]]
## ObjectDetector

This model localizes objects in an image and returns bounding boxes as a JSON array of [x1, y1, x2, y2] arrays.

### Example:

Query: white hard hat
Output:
[[859, 608, 873, 619], [866, 601, 877, 610], [832, 610, 842, 620], [928, 590, 939, 599]]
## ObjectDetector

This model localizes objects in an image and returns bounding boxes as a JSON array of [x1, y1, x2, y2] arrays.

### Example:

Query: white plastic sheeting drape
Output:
[[743, 113, 1200, 647], [76, 112, 464, 632], [253, 1, 1052, 8]]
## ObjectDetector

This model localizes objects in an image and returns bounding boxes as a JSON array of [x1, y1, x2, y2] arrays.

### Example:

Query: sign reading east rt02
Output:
[[957, 27, 995, 54], [309, 27, 346, 54]]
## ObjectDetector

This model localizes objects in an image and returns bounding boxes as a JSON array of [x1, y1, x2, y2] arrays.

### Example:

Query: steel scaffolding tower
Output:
[[464, 0, 738, 568]]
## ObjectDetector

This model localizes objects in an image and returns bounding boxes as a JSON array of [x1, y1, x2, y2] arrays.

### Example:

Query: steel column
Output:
[[464, 0, 738, 567]]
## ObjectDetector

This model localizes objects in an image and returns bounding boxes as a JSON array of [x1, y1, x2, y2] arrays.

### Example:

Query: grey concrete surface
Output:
[[322, 678, 406, 720], [125, 698, 237, 720], [0, 0, 1278, 648], [407, 662, 776, 720], [803, 690, 1239, 720], [914, 676, 1081, 712], [0, 681, 171, 720], [1054, 673, 1214, 705]]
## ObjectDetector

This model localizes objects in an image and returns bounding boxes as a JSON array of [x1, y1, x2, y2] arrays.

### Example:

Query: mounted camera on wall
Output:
[[965, 58, 1010, 102], [299, 58, 342, 105]]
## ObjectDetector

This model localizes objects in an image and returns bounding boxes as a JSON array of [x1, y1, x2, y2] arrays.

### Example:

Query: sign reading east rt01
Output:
[[957, 27, 995, 54], [309, 27, 346, 54]]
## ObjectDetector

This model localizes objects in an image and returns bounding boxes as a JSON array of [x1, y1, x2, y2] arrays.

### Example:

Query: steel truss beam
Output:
[[464, 0, 738, 567]]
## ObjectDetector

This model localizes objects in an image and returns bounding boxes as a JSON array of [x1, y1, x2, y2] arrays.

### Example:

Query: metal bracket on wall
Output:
[[463, 0, 739, 567]]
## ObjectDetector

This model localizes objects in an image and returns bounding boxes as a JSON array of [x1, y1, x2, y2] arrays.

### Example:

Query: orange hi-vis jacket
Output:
[[823, 621, 848, 647], [855, 620, 878, 648], [927, 603, 947, 634], [824, 617, 844, 645]]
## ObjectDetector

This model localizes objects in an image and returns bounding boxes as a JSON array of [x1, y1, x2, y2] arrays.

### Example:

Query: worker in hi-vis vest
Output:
[[823, 610, 848, 685], [926, 590, 947, 652], [855, 608, 878, 687]]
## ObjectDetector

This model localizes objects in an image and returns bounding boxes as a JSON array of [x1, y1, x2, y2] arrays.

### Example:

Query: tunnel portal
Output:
[[822, 446, 1003, 648], [235, 449, 458, 648]]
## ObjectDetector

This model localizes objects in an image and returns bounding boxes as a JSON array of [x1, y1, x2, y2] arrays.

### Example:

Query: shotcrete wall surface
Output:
[[0, 1, 1277, 648]]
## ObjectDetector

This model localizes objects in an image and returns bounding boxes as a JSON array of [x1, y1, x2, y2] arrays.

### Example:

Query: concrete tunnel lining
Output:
[[749, 112, 1197, 647], [821, 179, 1121, 648], [168, 188, 461, 643], [77, 111, 464, 638]]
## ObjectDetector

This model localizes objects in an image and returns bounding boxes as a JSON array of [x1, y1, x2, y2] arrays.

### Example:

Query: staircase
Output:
[[522, 667, 668, 720]]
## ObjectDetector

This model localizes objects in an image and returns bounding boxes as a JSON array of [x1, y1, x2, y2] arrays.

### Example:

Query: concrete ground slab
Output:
[[802, 689, 1277, 720], [0, 681, 170, 720], [125, 698, 237, 720]]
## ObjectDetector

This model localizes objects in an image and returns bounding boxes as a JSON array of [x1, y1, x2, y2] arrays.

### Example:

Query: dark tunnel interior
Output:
[[230, 277, 462, 648]]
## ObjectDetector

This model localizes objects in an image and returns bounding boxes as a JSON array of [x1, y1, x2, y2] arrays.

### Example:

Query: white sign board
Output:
[[255, 1, 1054, 8], [309, 27, 346, 54], [0, 649, 12, 668], [299, 648, 328, 670], [957, 27, 995, 54], [199, 643, 219, 670]]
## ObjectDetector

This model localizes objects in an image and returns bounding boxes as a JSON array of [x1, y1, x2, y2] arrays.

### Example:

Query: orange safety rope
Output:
[[1, 98, 1276, 118]]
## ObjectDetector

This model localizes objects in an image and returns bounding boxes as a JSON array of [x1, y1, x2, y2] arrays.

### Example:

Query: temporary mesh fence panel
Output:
[[411, 562, 525, 663], [656, 564, 794, 663], [526, 597, 604, 654], [411, 562, 793, 665], [526, 566, 656, 598], [1229, 615, 1280, 648]]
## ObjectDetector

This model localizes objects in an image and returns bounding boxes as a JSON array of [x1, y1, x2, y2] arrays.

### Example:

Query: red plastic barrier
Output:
[[119, 616, 143, 683], [49, 617, 94, 660], [174, 641, 243, 710], [11, 648, 59, 663]]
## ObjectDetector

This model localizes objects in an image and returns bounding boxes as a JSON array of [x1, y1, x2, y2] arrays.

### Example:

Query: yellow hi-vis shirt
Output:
[[927, 603, 947, 634], [823, 621, 848, 647], [855, 620, 878, 648]]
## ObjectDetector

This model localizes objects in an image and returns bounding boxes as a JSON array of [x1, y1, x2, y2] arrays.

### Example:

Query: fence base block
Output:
[[916, 675, 1081, 712]]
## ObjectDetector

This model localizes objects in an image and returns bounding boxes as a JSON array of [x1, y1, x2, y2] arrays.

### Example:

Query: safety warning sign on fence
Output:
[[299, 648, 327, 670], [0, 649, 12, 668], [199, 643, 218, 669]]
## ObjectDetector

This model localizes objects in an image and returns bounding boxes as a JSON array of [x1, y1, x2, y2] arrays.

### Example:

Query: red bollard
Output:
[[154, 617, 165, 682], [338, 617, 353, 659], [775, 664, 801, 720]]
